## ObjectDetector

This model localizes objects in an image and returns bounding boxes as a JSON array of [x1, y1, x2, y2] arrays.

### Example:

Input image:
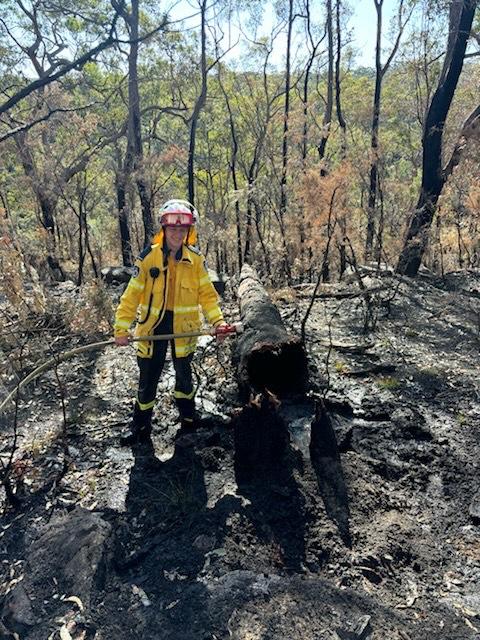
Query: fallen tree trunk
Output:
[[234, 264, 308, 398]]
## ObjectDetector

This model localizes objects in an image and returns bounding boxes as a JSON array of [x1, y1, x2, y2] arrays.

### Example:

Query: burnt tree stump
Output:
[[234, 264, 308, 399], [233, 394, 290, 485]]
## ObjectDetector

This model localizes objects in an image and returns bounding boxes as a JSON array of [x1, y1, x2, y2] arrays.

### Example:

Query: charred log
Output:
[[234, 264, 308, 398], [233, 394, 290, 486]]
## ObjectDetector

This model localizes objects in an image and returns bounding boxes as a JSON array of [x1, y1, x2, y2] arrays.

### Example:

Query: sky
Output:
[[167, 0, 401, 69], [351, 1, 398, 66]]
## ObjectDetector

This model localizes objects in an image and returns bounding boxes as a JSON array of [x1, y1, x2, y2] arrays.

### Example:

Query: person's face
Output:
[[164, 225, 189, 253]]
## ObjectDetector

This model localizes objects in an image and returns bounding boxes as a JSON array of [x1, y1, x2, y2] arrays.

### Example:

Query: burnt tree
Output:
[[365, 0, 412, 261], [397, 0, 478, 277], [317, 0, 334, 172], [234, 264, 308, 398], [120, 0, 155, 246]]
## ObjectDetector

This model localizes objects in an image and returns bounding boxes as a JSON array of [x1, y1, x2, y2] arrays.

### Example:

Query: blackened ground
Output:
[[1, 269, 480, 639]]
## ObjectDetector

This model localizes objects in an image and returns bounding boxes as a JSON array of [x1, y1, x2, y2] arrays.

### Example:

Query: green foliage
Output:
[[0, 0, 478, 282]]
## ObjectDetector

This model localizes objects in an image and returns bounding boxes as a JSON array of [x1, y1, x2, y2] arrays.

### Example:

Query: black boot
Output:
[[119, 405, 153, 446]]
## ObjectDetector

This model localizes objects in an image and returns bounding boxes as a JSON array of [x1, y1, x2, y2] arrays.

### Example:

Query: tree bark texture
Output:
[[396, 0, 477, 277], [125, 0, 154, 246], [234, 264, 308, 398], [188, 0, 208, 208], [317, 0, 334, 172]]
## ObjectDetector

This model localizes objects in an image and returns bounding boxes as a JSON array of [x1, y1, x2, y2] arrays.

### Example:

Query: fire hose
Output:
[[0, 322, 243, 414]]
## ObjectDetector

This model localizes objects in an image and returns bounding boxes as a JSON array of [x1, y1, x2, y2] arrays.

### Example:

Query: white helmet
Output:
[[159, 200, 199, 227]]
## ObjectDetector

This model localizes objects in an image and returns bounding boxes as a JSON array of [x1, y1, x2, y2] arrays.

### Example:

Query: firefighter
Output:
[[114, 199, 227, 445]]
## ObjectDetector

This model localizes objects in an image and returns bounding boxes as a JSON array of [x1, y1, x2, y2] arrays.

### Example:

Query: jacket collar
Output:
[[180, 244, 193, 264], [161, 241, 193, 265]]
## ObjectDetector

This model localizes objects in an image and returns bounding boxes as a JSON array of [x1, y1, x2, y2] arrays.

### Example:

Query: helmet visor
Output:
[[161, 211, 193, 227]]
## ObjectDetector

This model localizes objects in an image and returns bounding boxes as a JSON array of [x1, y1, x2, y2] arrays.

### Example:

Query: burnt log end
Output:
[[235, 264, 308, 398]]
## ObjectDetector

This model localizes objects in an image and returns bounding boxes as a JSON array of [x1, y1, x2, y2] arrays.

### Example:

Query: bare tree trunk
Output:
[[188, 0, 208, 208], [318, 0, 334, 174], [396, 0, 477, 277], [244, 189, 254, 263], [365, 0, 384, 261], [14, 132, 65, 280], [124, 0, 154, 246], [234, 264, 308, 398], [335, 0, 347, 157], [335, 0, 348, 278], [218, 66, 243, 271], [300, 0, 325, 279], [279, 0, 294, 226], [115, 163, 133, 267], [254, 201, 271, 277], [366, 0, 410, 261]]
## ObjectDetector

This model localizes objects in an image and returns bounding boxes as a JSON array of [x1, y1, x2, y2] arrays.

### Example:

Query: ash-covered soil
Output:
[[1, 269, 480, 640]]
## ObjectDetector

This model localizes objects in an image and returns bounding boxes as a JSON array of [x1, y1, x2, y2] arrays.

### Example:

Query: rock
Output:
[[1, 584, 36, 634], [28, 507, 111, 606], [100, 266, 133, 285], [335, 615, 372, 640]]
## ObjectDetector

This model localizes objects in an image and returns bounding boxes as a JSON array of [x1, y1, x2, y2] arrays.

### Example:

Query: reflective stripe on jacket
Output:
[[114, 242, 224, 358]]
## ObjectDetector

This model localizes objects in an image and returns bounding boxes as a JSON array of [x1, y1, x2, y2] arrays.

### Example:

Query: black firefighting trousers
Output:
[[136, 310, 195, 423]]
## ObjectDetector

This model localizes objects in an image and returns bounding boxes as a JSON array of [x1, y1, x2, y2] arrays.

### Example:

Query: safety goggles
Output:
[[161, 211, 194, 227]]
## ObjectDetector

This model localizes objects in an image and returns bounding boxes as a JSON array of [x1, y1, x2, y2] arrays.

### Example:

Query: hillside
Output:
[[1, 268, 480, 640]]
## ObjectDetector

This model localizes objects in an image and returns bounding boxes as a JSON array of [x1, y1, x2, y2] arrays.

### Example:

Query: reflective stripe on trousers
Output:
[[136, 310, 195, 420]]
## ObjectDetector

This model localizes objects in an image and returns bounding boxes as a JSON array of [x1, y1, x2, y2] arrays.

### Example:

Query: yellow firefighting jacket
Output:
[[114, 242, 224, 359]]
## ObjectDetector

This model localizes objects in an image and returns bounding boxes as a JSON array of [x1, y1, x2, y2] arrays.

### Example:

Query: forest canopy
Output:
[[0, 0, 479, 287]]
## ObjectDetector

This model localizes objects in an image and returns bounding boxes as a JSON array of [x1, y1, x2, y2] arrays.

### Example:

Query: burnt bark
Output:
[[279, 0, 294, 224], [234, 264, 308, 398], [115, 164, 133, 267], [123, 0, 154, 245], [233, 395, 290, 485], [188, 0, 208, 208], [335, 0, 347, 157], [396, 0, 477, 276], [317, 0, 334, 173], [366, 0, 412, 261]]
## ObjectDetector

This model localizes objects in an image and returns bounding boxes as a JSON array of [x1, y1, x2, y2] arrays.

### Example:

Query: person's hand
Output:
[[214, 322, 230, 343], [115, 335, 130, 346]]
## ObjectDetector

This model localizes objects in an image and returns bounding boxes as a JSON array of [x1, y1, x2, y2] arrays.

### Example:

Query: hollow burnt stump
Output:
[[233, 394, 290, 486], [234, 264, 309, 399]]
